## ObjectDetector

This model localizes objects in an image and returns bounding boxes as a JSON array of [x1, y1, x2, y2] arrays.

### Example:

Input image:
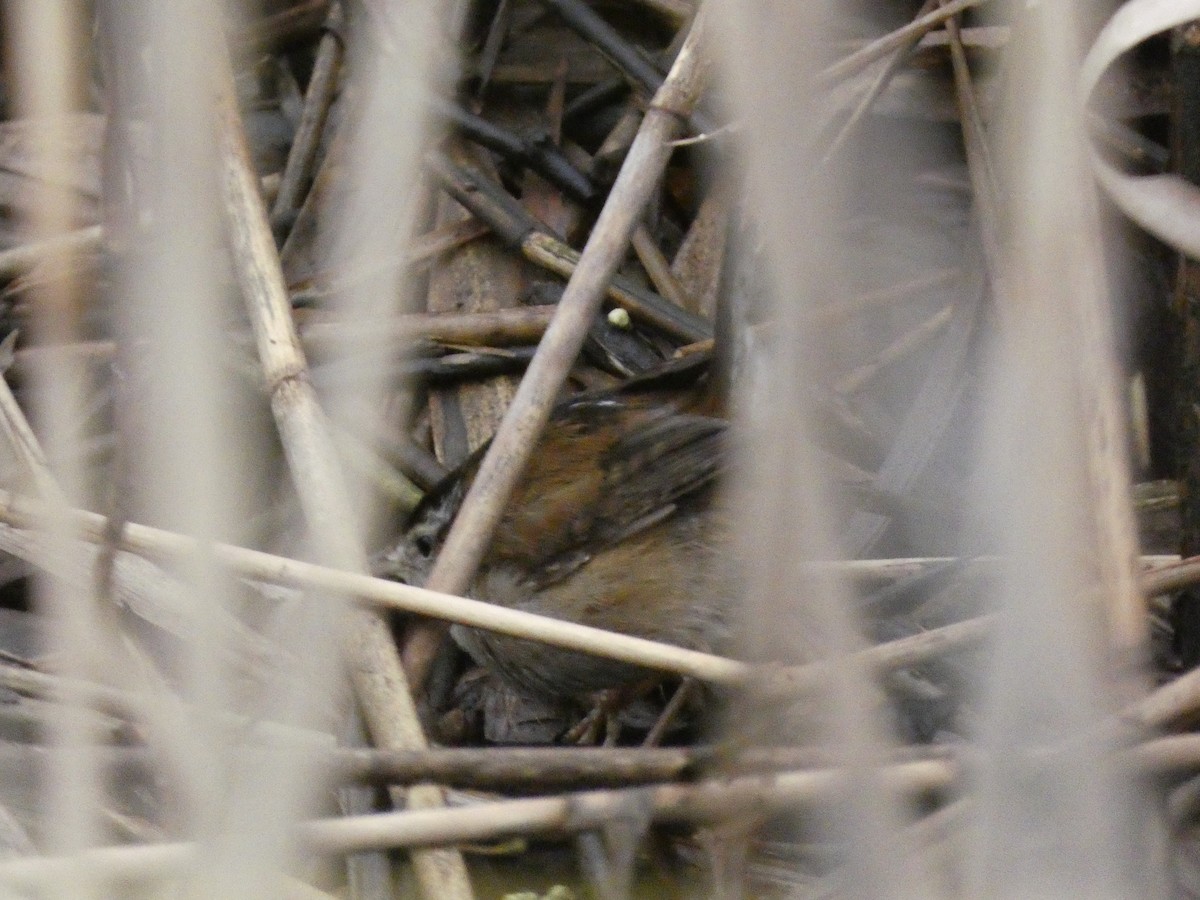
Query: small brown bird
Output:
[[377, 367, 935, 700], [375, 391, 735, 699]]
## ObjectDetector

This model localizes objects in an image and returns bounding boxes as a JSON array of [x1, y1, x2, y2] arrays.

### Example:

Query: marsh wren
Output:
[[375, 392, 735, 699]]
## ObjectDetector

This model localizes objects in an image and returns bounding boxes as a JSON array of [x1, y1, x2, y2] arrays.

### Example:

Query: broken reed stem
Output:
[[319, 743, 956, 789], [335, 745, 698, 788], [536, 0, 715, 135], [1143, 556, 1200, 596], [536, 0, 664, 94], [11, 728, 1200, 803], [49, 743, 707, 791], [402, 12, 712, 691], [211, 34, 473, 900], [305, 761, 953, 849]]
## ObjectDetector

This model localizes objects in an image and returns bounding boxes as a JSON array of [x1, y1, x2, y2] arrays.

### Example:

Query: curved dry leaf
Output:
[[1083, 0, 1200, 256]]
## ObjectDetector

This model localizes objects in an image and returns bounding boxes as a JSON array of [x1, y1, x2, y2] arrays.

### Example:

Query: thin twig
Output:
[[631, 223, 695, 312], [430, 97, 597, 202], [1142, 554, 1200, 596], [0, 484, 1181, 709], [817, 0, 987, 84], [11, 717, 1200, 790], [270, 3, 345, 235], [473, 0, 512, 104], [642, 677, 697, 747]]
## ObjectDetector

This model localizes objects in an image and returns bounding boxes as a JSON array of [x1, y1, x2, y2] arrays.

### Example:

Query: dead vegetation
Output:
[[0, 0, 1194, 897]]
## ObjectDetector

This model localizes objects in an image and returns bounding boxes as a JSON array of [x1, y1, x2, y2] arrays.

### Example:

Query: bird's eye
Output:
[[414, 535, 434, 558]]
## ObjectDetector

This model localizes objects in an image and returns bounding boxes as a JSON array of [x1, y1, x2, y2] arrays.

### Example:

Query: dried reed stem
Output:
[[0, 488, 996, 690], [211, 32, 473, 900], [0, 761, 955, 890]]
